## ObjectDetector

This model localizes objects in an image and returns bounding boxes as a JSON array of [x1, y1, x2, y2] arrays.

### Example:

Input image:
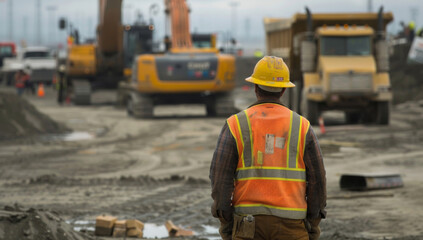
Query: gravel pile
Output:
[[0, 92, 68, 141], [0, 205, 92, 240]]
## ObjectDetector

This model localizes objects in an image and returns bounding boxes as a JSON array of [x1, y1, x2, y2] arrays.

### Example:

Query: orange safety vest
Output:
[[227, 103, 310, 219]]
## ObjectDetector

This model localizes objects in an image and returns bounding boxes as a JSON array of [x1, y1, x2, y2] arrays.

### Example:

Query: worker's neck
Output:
[[256, 96, 282, 103]]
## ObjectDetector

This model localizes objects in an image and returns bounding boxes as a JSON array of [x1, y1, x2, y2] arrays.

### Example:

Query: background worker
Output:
[[14, 69, 29, 96], [210, 56, 326, 240]]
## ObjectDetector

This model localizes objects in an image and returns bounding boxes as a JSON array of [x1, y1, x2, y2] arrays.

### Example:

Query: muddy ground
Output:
[[1, 85, 423, 239]]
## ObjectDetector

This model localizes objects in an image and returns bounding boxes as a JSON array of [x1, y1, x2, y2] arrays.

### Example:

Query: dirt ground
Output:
[[1, 85, 423, 239]]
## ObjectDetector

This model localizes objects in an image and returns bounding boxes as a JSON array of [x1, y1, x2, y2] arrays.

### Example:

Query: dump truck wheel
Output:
[[307, 100, 319, 125], [73, 80, 91, 105], [376, 101, 389, 125], [301, 89, 319, 125], [292, 82, 302, 113], [345, 112, 361, 124], [127, 93, 154, 119]]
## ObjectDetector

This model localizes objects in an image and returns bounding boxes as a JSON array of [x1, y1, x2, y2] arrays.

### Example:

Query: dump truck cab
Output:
[[304, 25, 392, 124], [264, 7, 393, 125]]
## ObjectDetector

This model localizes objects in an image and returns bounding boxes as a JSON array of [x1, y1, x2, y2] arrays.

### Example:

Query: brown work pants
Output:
[[232, 215, 309, 240]]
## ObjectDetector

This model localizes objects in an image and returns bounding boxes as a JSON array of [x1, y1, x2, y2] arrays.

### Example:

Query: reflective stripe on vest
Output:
[[236, 167, 306, 181], [235, 204, 307, 219], [227, 103, 310, 220]]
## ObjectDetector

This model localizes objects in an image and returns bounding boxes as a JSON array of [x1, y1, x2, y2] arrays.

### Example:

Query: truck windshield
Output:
[[320, 36, 371, 56], [23, 51, 50, 58], [0, 46, 13, 56]]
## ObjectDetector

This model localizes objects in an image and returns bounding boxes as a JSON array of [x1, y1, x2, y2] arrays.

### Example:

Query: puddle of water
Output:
[[202, 225, 219, 234], [67, 219, 219, 239], [67, 219, 95, 232], [62, 132, 94, 141], [74, 226, 95, 232], [41, 131, 95, 142], [143, 223, 169, 239]]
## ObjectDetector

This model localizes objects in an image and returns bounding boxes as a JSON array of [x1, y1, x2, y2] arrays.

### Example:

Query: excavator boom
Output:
[[165, 0, 192, 49], [98, 0, 123, 55]]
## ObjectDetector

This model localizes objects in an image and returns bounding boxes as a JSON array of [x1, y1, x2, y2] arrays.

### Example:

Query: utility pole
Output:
[[367, 0, 373, 12], [229, 1, 239, 41], [47, 6, 57, 47], [36, 0, 42, 45], [23, 16, 28, 45], [8, 0, 13, 41]]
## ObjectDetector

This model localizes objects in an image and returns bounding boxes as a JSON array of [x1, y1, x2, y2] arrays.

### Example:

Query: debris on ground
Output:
[[328, 192, 395, 199], [126, 219, 144, 238], [95, 215, 117, 236], [340, 173, 404, 191], [165, 220, 194, 237], [0, 204, 92, 240], [95, 216, 144, 238], [112, 220, 126, 237], [0, 92, 68, 141]]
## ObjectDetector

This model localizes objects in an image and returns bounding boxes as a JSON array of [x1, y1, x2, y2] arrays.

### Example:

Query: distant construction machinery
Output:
[[59, 0, 154, 105], [119, 0, 236, 118]]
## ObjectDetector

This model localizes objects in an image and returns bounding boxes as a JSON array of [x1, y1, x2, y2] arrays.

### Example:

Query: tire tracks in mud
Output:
[[110, 179, 213, 228], [0, 121, 178, 168]]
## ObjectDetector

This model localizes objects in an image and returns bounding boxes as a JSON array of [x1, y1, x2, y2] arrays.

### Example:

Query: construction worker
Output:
[[408, 21, 416, 43], [14, 69, 29, 96], [254, 49, 264, 58], [210, 56, 326, 240]]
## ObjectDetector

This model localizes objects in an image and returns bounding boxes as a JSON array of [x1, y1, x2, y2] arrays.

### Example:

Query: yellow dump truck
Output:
[[264, 7, 393, 125]]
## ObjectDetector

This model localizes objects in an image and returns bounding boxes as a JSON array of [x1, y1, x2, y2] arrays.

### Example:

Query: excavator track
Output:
[[127, 92, 154, 118], [206, 93, 235, 117], [73, 80, 92, 106]]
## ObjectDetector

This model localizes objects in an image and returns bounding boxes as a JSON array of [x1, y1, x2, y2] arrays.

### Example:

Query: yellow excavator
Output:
[[59, 0, 154, 105], [120, 0, 236, 118]]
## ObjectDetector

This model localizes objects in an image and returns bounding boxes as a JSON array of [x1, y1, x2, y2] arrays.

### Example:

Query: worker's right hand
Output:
[[219, 216, 233, 240]]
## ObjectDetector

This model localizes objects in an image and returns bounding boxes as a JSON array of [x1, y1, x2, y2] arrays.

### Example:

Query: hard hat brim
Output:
[[245, 76, 295, 88]]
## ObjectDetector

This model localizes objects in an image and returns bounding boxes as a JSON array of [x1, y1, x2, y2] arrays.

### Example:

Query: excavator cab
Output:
[[123, 24, 154, 76], [191, 34, 217, 49]]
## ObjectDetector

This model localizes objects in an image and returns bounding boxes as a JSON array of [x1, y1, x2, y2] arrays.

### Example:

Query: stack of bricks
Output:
[[95, 215, 144, 238], [112, 220, 127, 237], [126, 219, 144, 238], [165, 220, 194, 237], [95, 215, 117, 236]]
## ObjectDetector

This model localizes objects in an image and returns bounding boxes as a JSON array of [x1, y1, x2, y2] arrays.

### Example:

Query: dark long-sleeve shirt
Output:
[[210, 101, 327, 221]]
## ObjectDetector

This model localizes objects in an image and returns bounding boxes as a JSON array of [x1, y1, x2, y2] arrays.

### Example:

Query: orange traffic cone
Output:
[[37, 83, 45, 98], [318, 116, 326, 135]]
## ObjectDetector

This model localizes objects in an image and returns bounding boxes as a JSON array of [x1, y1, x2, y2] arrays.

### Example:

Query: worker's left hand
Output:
[[305, 218, 321, 240]]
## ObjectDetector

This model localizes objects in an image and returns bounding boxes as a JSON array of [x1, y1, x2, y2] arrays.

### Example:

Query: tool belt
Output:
[[232, 213, 255, 239]]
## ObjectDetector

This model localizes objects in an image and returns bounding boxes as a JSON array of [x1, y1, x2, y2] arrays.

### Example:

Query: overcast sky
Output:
[[0, 0, 422, 50]]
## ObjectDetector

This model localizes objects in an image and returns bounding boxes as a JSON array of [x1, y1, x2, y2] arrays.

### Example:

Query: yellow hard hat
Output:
[[409, 21, 415, 30], [246, 56, 294, 91]]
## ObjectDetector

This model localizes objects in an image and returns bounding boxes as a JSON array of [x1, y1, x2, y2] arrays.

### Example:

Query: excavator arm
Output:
[[97, 0, 124, 73], [97, 0, 123, 55], [165, 0, 192, 49]]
